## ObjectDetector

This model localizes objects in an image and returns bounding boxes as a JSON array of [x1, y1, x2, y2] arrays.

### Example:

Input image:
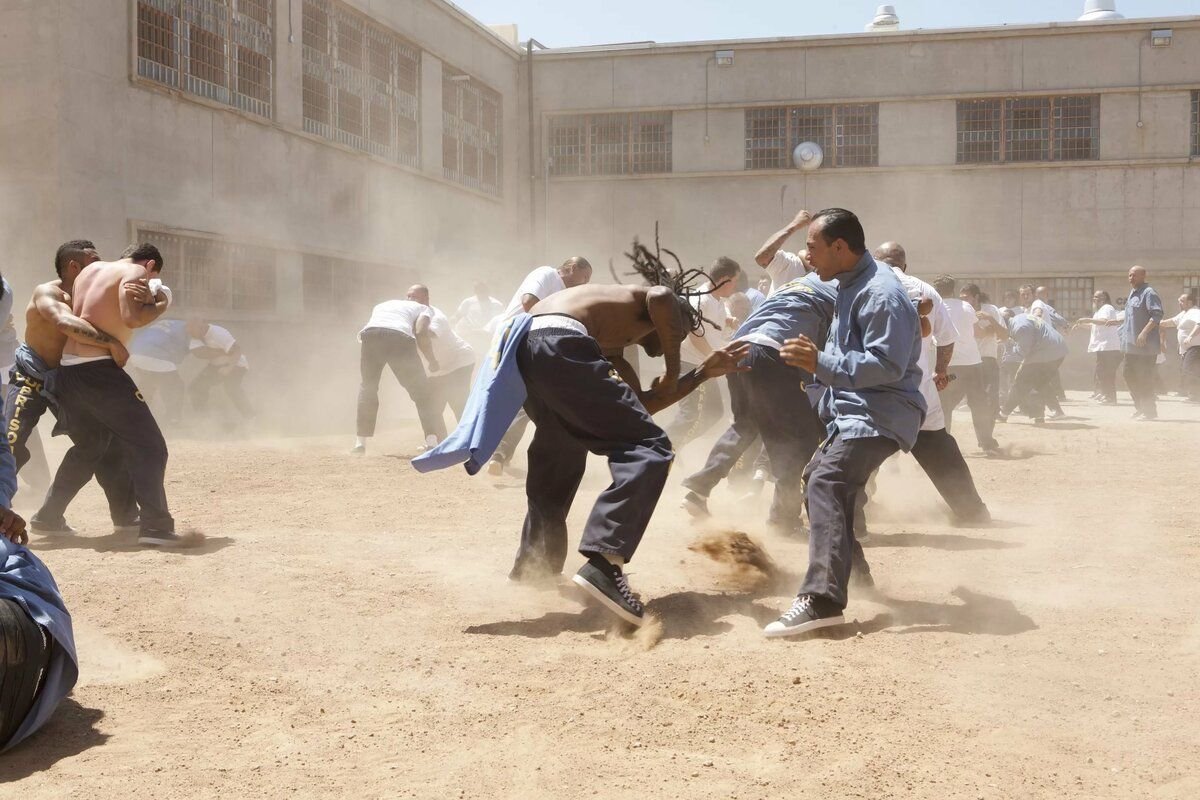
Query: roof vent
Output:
[[865, 5, 900, 32], [1078, 1, 1124, 21]]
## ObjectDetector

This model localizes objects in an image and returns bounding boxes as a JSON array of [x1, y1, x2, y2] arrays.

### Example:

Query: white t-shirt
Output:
[[454, 295, 503, 333], [500, 266, 566, 324], [422, 306, 475, 376], [190, 324, 249, 369], [975, 303, 1004, 360], [893, 267, 955, 431], [679, 286, 728, 366], [1087, 304, 1121, 353], [939, 299, 982, 367], [763, 250, 808, 296], [1169, 308, 1200, 355], [360, 299, 429, 339]]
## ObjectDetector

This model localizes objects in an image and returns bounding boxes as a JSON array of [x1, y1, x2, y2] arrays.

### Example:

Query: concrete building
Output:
[[1, 2, 1198, 423]]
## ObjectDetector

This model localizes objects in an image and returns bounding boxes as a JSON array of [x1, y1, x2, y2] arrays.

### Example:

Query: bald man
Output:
[[1121, 266, 1163, 420]]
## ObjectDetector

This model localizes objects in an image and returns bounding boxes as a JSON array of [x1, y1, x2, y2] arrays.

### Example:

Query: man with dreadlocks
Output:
[[414, 237, 749, 628]]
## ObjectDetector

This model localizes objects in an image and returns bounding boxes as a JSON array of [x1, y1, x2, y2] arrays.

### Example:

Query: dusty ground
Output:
[[2, 391, 1198, 799]]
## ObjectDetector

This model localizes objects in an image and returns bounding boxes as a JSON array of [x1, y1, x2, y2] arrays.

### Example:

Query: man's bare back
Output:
[[64, 261, 158, 359], [531, 284, 663, 350]]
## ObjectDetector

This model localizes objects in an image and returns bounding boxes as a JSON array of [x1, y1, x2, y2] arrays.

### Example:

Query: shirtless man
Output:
[[507, 258, 749, 627], [53, 243, 182, 547], [4, 240, 140, 534]]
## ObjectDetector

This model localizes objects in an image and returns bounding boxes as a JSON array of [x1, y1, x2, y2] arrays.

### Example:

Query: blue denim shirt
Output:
[[1007, 314, 1069, 364], [1121, 285, 1163, 355], [813, 253, 926, 451]]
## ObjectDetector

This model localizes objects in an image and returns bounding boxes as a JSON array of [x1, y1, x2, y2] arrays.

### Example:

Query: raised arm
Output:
[[34, 287, 129, 365], [755, 210, 811, 268]]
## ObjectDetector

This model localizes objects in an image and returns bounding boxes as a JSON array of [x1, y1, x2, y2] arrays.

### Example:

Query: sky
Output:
[[452, 0, 1198, 47]]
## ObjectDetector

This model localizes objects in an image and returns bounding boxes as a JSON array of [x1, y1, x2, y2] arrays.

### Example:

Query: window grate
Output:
[[743, 104, 878, 170], [135, 228, 277, 313], [548, 112, 672, 177], [957, 95, 1098, 164], [136, 0, 274, 119], [301, 0, 420, 168], [1192, 91, 1199, 157], [442, 69, 503, 196]]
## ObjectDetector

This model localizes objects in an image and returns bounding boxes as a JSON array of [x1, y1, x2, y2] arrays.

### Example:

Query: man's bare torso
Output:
[[64, 261, 146, 358], [24, 282, 71, 368], [531, 284, 656, 350]]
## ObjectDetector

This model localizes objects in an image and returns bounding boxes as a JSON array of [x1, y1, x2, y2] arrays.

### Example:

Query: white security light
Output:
[[714, 49, 734, 67], [1150, 29, 1173, 47]]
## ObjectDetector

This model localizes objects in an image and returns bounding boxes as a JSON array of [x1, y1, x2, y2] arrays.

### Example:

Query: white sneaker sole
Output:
[[138, 535, 185, 548], [762, 613, 845, 639], [571, 573, 645, 627]]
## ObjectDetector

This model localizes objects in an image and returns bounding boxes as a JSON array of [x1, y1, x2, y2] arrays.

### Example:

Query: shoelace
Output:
[[613, 570, 643, 611], [779, 595, 814, 623]]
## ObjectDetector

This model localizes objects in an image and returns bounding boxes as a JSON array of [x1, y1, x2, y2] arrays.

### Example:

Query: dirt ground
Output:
[[2, 391, 1198, 799]]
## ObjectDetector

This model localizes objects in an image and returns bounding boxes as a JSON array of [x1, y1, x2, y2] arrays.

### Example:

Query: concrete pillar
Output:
[[420, 51, 444, 176], [275, 0, 304, 130]]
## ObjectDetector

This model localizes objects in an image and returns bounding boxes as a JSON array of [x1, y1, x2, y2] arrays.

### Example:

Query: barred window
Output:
[[957, 95, 1099, 164], [974, 277, 1093, 322], [744, 104, 878, 169], [135, 228, 278, 313], [302, 0, 420, 168], [443, 70, 503, 196], [547, 112, 672, 177], [302, 254, 415, 316], [136, 0, 274, 119], [1192, 91, 1199, 157]]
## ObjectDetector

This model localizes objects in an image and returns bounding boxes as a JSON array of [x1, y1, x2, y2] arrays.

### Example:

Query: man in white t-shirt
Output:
[[1074, 290, 1123, 404], [488, 257, 593, 473], [186, 318, 254, 424], [1160, 291, 1200, 401], [353, 299, 444, 455], [451, 281, 503, 353], [663, 257, 741, 453], [959, 284, 1006, 425], [407, 285, 476, 422], [754, 209, 814, 296], [932, 276, 1002, 451]]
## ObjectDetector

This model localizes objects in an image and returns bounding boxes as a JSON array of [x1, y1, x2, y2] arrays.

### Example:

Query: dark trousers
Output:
[[999, 360, 1021, 410], [492, 409, 530, 465], [431, 364, 474, 423], [511, 329, 673, 576], [663, 361, 725, 452], [800, 432, 899, 609], [52, 361, 171, 533], [1093, 350, 1122, 401], [133, 369, 186, 424], [1182, 347, 1200, 401], [980, 357, 1000, 420], [4, 367, 52, 478], [0, 597, 51, 748], [190, 364, 253, 419], [1001, 360, 1061, 420], [685, 346, 821, 530], [940, 362, 998, 450], [1123, 353, 1158, 417], [910, 428, 988, 520], [356, 329, 445, 440]]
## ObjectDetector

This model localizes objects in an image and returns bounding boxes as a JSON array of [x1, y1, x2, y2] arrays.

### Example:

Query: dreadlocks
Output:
[[623, 226, 725, 334]]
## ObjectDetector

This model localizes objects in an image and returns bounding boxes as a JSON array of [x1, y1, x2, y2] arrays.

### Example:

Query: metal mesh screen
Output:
[[136, 228, 277, 313], [136, 1, 274, 119], [959, 96, 1098, 163], [743, 104, 878, 169], [1005, 97, 1051, 162], [956, 99, 1002, 163], [302, 0, 421, 168], [547, 112, 672, 176], [442, 70, 503, 196], [1192, 91, 1199, 157]]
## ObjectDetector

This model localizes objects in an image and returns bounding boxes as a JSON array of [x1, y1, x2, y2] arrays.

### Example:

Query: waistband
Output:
[[529, 314, 587, 336], [13, 342, 53, 378], [60, 354, 113, 367]]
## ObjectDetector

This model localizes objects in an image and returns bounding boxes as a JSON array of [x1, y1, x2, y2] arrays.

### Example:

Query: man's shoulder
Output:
[[32, 280, 67, 300]]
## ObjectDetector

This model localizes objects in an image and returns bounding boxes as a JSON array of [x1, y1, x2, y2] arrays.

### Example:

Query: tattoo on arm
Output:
[[59, 317, 116, 345]]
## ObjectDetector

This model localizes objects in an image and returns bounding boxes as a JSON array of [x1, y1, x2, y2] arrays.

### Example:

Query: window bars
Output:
[[137, 0, 274, 119], [1191, 91, 1199, 157], [136, 229, 278, 313], [443, 70, 503, 196], [744, 104, 878, 170], [957, 96, 1099, 164], [548, 112, 672, 177], [301, 0, 420, 167]]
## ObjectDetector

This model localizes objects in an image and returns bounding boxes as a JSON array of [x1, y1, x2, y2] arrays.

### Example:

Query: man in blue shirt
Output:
[[998, 313, 1069, 424], [764, 209, 925, 638], [681, 229, 836, 537], [1120, 266, 1164, 420]]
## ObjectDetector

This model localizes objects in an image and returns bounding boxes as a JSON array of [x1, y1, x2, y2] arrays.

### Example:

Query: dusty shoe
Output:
[[30, 516, 77, 537], [572, 557, 645, 627], [763, 593, 844, 638], [680, 491, 711, 519]]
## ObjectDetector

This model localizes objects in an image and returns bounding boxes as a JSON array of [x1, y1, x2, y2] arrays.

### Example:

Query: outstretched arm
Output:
[[632, 342, 752, 415], [755, 210, 811, 268]]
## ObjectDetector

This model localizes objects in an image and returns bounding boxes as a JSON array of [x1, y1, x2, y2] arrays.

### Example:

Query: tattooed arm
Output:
[[34, 287, 130, 366]]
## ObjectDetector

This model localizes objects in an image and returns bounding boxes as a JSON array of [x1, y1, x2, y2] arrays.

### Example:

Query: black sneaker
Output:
[[30, 517, 77, 536], [138, 530, 194, 548], [113, 517, 141, 534], [680, 491, 710, 519], [572, 557, 645, 627], [763, 593, 845, 638]]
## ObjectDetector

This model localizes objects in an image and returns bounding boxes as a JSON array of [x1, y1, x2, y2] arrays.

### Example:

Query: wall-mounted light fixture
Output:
[[1150, 29, 1173, 47], [714, 49, 734, 67]]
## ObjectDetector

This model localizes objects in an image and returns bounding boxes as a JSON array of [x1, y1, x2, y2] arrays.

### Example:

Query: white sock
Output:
[[355, 436, 367, 448], [425, 434, 438, 447], [601, 553, 625, 568]]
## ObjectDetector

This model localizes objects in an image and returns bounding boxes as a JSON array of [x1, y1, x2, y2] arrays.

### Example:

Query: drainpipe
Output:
[[526, 38, 546, 264]]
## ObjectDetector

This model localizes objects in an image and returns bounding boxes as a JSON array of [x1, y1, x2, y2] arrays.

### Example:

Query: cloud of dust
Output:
[[687, 529, 781, 592]]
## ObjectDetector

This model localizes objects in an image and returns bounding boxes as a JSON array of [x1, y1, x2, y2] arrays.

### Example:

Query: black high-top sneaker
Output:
[[763, 593, 844, 638], [572, 557, 645, 627]]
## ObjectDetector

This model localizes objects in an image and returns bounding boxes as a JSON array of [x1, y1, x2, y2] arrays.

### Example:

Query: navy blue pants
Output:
[[800, 432, 899, 609], [684, 345, 821, 531], [910, 428, 988, 520], [511, 329, 673, 576]]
